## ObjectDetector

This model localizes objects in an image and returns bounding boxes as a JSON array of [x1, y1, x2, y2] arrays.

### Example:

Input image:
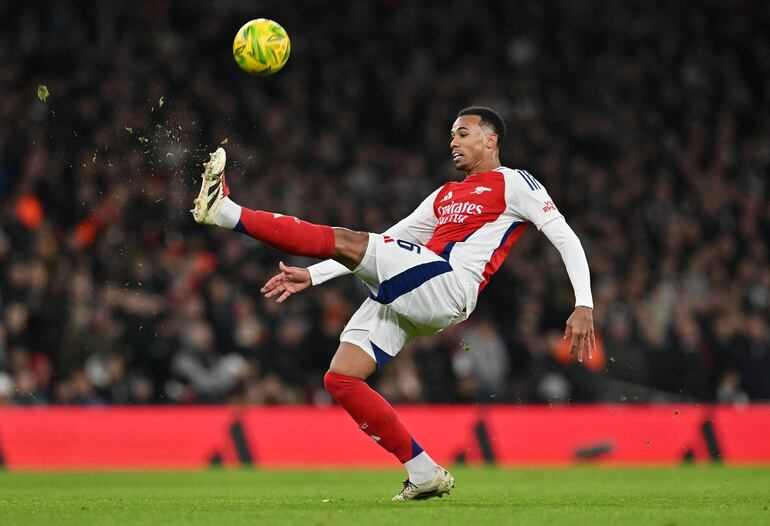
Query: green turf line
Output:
[[1, 467, 768, 526]]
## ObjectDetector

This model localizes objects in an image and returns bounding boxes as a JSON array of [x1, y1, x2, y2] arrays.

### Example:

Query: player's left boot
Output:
[[192, 147, 230, 225], [392, 467, 455, 501]]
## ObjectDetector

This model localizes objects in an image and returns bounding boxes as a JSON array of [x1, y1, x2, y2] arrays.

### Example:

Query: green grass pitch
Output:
[[1, 467, 768, 525]]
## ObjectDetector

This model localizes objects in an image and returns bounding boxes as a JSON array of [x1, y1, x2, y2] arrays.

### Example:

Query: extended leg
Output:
[[192, 147, 368, 269], [234, 207, 368, 269]]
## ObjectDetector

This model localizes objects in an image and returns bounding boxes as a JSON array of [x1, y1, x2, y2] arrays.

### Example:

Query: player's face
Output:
[[450, 115, 496, 172]]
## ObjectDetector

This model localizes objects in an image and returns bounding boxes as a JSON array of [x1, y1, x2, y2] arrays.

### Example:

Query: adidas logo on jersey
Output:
[[472, 186, 492, 194], [440, 191, 453, 202]]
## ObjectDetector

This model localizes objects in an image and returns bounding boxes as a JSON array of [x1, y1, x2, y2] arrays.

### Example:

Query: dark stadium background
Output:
[[1, 0, 769, 411]]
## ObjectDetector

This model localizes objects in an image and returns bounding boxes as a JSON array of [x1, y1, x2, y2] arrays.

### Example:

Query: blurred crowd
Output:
[[1, 0, 769, 406]]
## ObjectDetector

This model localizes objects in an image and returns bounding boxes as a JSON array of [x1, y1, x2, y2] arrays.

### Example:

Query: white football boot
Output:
[[192, 147, 229, 225], [392, 467, 455, 501]]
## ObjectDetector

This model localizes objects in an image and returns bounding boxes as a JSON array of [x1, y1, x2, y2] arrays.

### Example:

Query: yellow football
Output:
[[233, 19, 291, 76]]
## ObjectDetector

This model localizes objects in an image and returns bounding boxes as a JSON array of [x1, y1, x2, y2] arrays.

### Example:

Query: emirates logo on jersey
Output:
[[437, 201, 484, 224]]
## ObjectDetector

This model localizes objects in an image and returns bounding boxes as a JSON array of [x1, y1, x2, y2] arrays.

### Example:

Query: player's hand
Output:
[[563, 306, 596, 362], [260, 261, 312, 303]]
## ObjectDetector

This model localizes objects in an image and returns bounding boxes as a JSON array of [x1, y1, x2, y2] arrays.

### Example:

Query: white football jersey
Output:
[[384, 167, 563, 295]]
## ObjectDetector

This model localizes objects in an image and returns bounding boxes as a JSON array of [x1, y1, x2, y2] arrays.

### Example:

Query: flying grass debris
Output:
[[37, 85, 49, 102]]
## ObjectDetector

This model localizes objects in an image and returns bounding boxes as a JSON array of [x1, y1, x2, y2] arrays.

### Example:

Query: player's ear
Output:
[[486, 133, 498, 150]]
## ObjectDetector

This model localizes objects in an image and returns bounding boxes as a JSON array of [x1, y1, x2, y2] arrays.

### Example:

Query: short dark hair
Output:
[[457, 106, 506, 143]]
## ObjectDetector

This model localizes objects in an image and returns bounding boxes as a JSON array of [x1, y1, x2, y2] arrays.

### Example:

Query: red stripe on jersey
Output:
[[478, 222, 528, 293]]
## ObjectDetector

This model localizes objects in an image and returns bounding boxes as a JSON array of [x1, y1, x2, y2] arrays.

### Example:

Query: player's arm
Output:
[[540, 217, 595, 361], [505, 169, 595, 361], [262, 188, 441, 301]]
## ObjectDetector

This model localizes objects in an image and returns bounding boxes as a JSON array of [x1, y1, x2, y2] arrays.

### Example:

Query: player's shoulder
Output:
[[496, 166, 543, 188]]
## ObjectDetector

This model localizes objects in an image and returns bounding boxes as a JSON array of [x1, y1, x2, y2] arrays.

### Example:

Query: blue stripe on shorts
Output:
[[371, 342, 393, 369], [370, 260, 453, 305]]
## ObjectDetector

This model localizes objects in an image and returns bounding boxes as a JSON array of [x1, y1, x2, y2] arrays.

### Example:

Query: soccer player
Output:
[[192, 106, 595, 500]]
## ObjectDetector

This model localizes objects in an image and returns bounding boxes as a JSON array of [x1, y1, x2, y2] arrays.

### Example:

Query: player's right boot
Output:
[[392, 467, 455, 501], [192, 147, 229, 225]]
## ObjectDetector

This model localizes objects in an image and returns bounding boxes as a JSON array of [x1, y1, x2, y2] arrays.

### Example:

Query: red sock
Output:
[[324, 371, 423, 463], [235, 208, 335, 259]]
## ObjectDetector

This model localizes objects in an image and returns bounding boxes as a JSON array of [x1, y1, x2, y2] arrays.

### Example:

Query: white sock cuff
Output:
[[404, 451, 438, 485], [216, 197, 242, 229]]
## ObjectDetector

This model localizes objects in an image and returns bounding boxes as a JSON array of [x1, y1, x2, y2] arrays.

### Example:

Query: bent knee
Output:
[[324, 370, 360, 399], [334, 228, 369, 246], [323, 371, 337, 395], [332, 228, 369, 269]]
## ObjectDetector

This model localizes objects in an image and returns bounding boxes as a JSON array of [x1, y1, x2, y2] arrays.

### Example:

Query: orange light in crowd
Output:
[[15, 194, 44, 229]]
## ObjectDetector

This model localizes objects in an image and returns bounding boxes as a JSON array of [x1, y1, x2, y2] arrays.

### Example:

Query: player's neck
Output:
[[464, 157, 501, 176]]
